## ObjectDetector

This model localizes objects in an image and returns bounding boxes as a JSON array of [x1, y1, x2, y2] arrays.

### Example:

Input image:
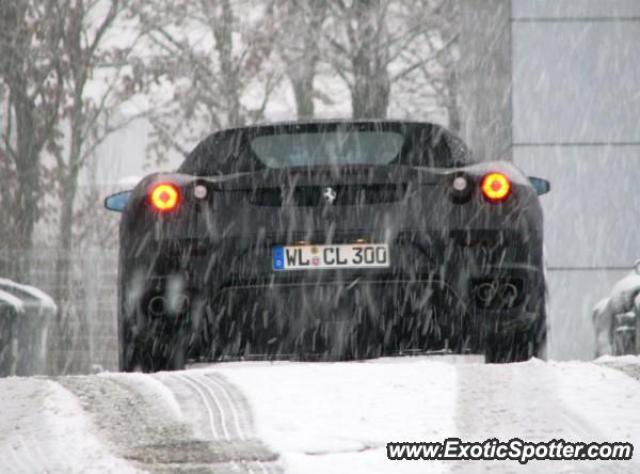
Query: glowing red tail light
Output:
[[481, 172, 511, 202], [150, 183, 180, 211]]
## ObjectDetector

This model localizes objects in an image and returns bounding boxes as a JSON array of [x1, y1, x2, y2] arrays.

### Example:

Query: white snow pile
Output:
[[0, 278, 57, 316], [0, 377, 135, 474], [0, 289, 25, 315], [611, 272, 640, 297]]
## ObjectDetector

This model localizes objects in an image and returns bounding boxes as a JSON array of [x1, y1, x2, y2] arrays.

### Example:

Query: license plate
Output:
[[272, 244, 390, 271]]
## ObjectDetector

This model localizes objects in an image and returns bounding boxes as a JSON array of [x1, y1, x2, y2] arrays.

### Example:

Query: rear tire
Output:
[[485, 330, 533, 363], [120, 319, 187, 372], [485, 318, 546, 363], [485, 279, 548, 364]]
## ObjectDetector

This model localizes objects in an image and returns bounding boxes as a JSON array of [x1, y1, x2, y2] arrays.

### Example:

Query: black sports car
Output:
[[105, 121, 550, 372]]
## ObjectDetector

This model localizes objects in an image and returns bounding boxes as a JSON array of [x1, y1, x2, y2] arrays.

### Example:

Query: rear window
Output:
[[179, 122, 473, 175], [249, 131, 405, 168]]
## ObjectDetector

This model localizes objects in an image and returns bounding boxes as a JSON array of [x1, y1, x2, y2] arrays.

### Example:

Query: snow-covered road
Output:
[[1, 356, 639, 473]]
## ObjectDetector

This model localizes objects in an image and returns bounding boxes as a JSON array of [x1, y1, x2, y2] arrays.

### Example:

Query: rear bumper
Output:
[[120, 227, 546, 357], [130, 265, 544, 357]]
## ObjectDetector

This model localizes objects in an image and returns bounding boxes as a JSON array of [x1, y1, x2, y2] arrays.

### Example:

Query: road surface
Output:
[[1, 355, 639, 473]]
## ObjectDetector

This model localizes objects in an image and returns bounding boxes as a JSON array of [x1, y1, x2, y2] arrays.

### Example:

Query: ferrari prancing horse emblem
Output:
[[322, 186, 337, 205]]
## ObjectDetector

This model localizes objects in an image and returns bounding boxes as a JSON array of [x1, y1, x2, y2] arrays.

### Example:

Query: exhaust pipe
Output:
[[148, 294, 191, 316], [148, 296, 167, 317], [475, 282, 496, 306], [497, 283, 518, 308], [474, 281, 520, 309]]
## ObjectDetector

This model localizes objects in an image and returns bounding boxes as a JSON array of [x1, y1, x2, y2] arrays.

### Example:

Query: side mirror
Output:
[[104, 190, 132, 212], [634, 259, 640, 276], [528, 177, 551, 196]]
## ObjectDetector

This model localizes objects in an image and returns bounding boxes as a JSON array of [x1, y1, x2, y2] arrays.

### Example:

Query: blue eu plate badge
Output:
[[272, 246, 285, 271]]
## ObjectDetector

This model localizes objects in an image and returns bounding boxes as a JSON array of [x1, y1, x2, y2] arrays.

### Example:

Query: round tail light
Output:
[[481, 172, 511, 202], [150, 183, 180, 211]]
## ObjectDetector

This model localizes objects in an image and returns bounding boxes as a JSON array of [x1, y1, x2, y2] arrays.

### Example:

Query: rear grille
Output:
[[244, 184, 409, 207], [219, 273, 440, 290]]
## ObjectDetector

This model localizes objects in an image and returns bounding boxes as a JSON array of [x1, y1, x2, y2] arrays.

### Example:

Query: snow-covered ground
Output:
[[1, 356, 639, 473]]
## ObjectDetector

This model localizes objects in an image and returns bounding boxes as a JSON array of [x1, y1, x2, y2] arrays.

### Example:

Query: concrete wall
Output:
[[511, 0, 640, 359]]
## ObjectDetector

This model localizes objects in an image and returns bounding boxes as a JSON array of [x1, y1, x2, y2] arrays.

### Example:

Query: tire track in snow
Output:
[[180, 373, 239, 440], [199, 372, 274, 474], [180, 371, 278, 474], [173, 372, 225, 439], [157, 371, 281, 474], [205, 373, 255, 439], [56, 372, 281, 473]]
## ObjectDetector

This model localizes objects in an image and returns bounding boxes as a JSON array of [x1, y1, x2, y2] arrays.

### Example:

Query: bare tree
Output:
[[400, 0, 461, 131], [52, 0, 140, 288], [0, 0, 147, 372], [130, 0, 282, 163], [0, 1, 65, 264], [48, 0, 148, 373], [273, 0, 328, 119], [325, 0, 391, 118], [323, 0, 460, 123], [0, 88, 16, 253]]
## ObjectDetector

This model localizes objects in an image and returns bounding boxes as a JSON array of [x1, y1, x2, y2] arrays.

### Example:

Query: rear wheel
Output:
[[120, 320, 187, 372], [118, 263, 192, 372], [485, 280, 548, 363], [0, 312, 15, 376], [484, 329, 536, 363], [485, 313, 547, 364]]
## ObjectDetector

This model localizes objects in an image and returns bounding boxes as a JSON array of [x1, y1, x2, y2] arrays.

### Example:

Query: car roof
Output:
[[179, 120, 475, 175], [202, 119, 452, 137]]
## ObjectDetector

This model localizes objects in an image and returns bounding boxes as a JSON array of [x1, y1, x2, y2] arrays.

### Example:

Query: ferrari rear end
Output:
[[111, 121, 548, 371]]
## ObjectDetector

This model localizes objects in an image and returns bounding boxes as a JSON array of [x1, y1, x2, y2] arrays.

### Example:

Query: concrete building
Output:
[[460, 0, 640, 359]]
